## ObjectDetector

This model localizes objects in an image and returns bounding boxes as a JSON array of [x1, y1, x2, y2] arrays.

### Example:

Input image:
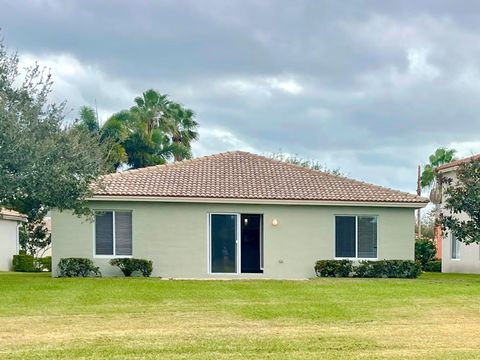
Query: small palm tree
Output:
[[421, 147, 456, 188]]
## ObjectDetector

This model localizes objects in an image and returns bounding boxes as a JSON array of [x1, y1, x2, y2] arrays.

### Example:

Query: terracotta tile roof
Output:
[[437, 154, 480, 172], [0, 208, 27, 221], [93, 151, 428, 205]]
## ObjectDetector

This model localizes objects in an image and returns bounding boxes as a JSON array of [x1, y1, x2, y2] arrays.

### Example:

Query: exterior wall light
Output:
[[272, 218, 278, 226]]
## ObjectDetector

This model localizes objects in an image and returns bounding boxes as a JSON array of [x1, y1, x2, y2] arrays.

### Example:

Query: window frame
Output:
[[334, 215, 379, 260], [93, 210, 133, 258], [451, 233, 460, 260]]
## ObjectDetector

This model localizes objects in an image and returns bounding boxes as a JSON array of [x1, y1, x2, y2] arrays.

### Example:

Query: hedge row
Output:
[[12, 254, 36, 272], [424, 260, 441, 272], [12, 255, 51, 272], [315, 259, 422, 279], [57, 257, 153, 277]]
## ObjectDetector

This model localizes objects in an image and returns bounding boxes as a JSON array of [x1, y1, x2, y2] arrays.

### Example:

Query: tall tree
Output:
[[76, 106, 99, 134], [0, 37, 111, 229], [125, 89, 199, 166], [421, 147, 456, 188], [122, 125, 171, 168], [440, 159, 480, 245], [78, 89, 200, 169], [75, 107, 128, 171], [164, 102, 199, 161], [130, 89, 169, 135], [100, 110, 130, 170]]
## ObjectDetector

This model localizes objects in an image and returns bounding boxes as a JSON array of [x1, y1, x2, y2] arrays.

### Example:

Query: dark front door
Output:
[[241, 214, 263, 273]]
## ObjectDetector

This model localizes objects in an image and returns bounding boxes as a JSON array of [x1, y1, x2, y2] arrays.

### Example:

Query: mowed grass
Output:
[[1, 273, 480, 359]]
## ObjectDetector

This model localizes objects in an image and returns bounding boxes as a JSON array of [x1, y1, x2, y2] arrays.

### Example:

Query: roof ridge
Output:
[[437, 153, 480, 172]]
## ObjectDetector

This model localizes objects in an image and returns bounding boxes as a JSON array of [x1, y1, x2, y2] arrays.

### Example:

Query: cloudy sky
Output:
[[2, 0, 480, 193]]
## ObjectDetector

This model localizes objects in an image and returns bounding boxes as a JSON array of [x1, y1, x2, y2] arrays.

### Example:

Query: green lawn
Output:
[[1, 273, 480, 359]]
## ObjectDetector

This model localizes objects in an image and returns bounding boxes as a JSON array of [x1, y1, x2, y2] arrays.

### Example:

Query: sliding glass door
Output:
[[209, 213, 263, 274], [210, 214, 238, 273]]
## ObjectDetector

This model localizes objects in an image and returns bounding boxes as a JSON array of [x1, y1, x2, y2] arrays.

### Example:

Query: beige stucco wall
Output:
[[440, 169, 480, 274], [0, 219, 19, 271], [51, 201, 416, 279]]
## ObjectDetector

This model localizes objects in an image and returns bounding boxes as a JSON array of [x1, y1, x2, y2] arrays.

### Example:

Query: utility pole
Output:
[[417, 165, 421, 238]]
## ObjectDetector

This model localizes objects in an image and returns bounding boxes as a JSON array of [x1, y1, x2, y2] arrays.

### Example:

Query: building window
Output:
[[451, 234, 460, 260], [335, 215, 377, 259], [95, 211, 132, 256]]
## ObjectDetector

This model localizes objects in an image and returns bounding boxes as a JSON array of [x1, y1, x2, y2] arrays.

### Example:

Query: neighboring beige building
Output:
[[52, 151, 428, 278], [0, 209, 27, 271], [437, 154, 480, 274]]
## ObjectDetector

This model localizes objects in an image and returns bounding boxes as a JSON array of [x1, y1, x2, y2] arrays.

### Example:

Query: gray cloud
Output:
[[2, 0, 480, 193]]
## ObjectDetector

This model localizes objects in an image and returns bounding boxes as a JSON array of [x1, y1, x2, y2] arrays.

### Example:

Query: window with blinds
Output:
[[95, 211, 132, 256], [335, 215, 377, 259]]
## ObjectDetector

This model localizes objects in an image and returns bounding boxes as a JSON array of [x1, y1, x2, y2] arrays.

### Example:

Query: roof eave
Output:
[[0, 214, 27, 222], [88, 195, 429, 208]]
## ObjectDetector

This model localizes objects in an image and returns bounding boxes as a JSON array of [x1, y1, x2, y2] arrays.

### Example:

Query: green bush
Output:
[[12, 254, 36, 272], [37, 256, 52, 272], [314, 259, 422, 279], [314, 260, 353, 277], [355, 260, 421, 279], [109, 258, 153, 277], [415, 237, 437, 270], [424, 260, 441, 272], [58, 258, 101, 277]]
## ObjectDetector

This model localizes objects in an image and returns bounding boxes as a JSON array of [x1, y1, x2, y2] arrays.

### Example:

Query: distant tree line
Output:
[[268, 152, 342, 176]]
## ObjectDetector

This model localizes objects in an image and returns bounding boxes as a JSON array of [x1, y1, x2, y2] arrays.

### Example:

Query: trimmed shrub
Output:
[[109, 258, 153, 277], [37, 256, 52, 272], [415, 237, 437, 270], [58, 258, 101, 277], [424, 260, 441, 272], [12, 254, 36, 272], [314, 259, 422, 279], [355, 260, 421, 279], [314, 260, 353, 277]]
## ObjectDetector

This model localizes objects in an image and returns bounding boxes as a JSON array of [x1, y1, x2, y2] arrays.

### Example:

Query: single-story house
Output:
[[437, 154, 480, 274], [0, 208, 27, 271], [52, 151, 428, 278]]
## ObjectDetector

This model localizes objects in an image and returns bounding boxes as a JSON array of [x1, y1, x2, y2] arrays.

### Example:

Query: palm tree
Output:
[[164, 102, 199, 161], [96, 89, 200, 168], [130, 89, 169, 135], [101, 111, 131, 169], [76, 106, 99, 134], [421, 147, 457, 188]]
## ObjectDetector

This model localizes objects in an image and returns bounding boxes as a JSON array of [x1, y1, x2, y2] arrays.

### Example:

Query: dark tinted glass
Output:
[[335, 216, 356, 258], [95, 212, 113, 255], [211, 214, 237, 273]]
